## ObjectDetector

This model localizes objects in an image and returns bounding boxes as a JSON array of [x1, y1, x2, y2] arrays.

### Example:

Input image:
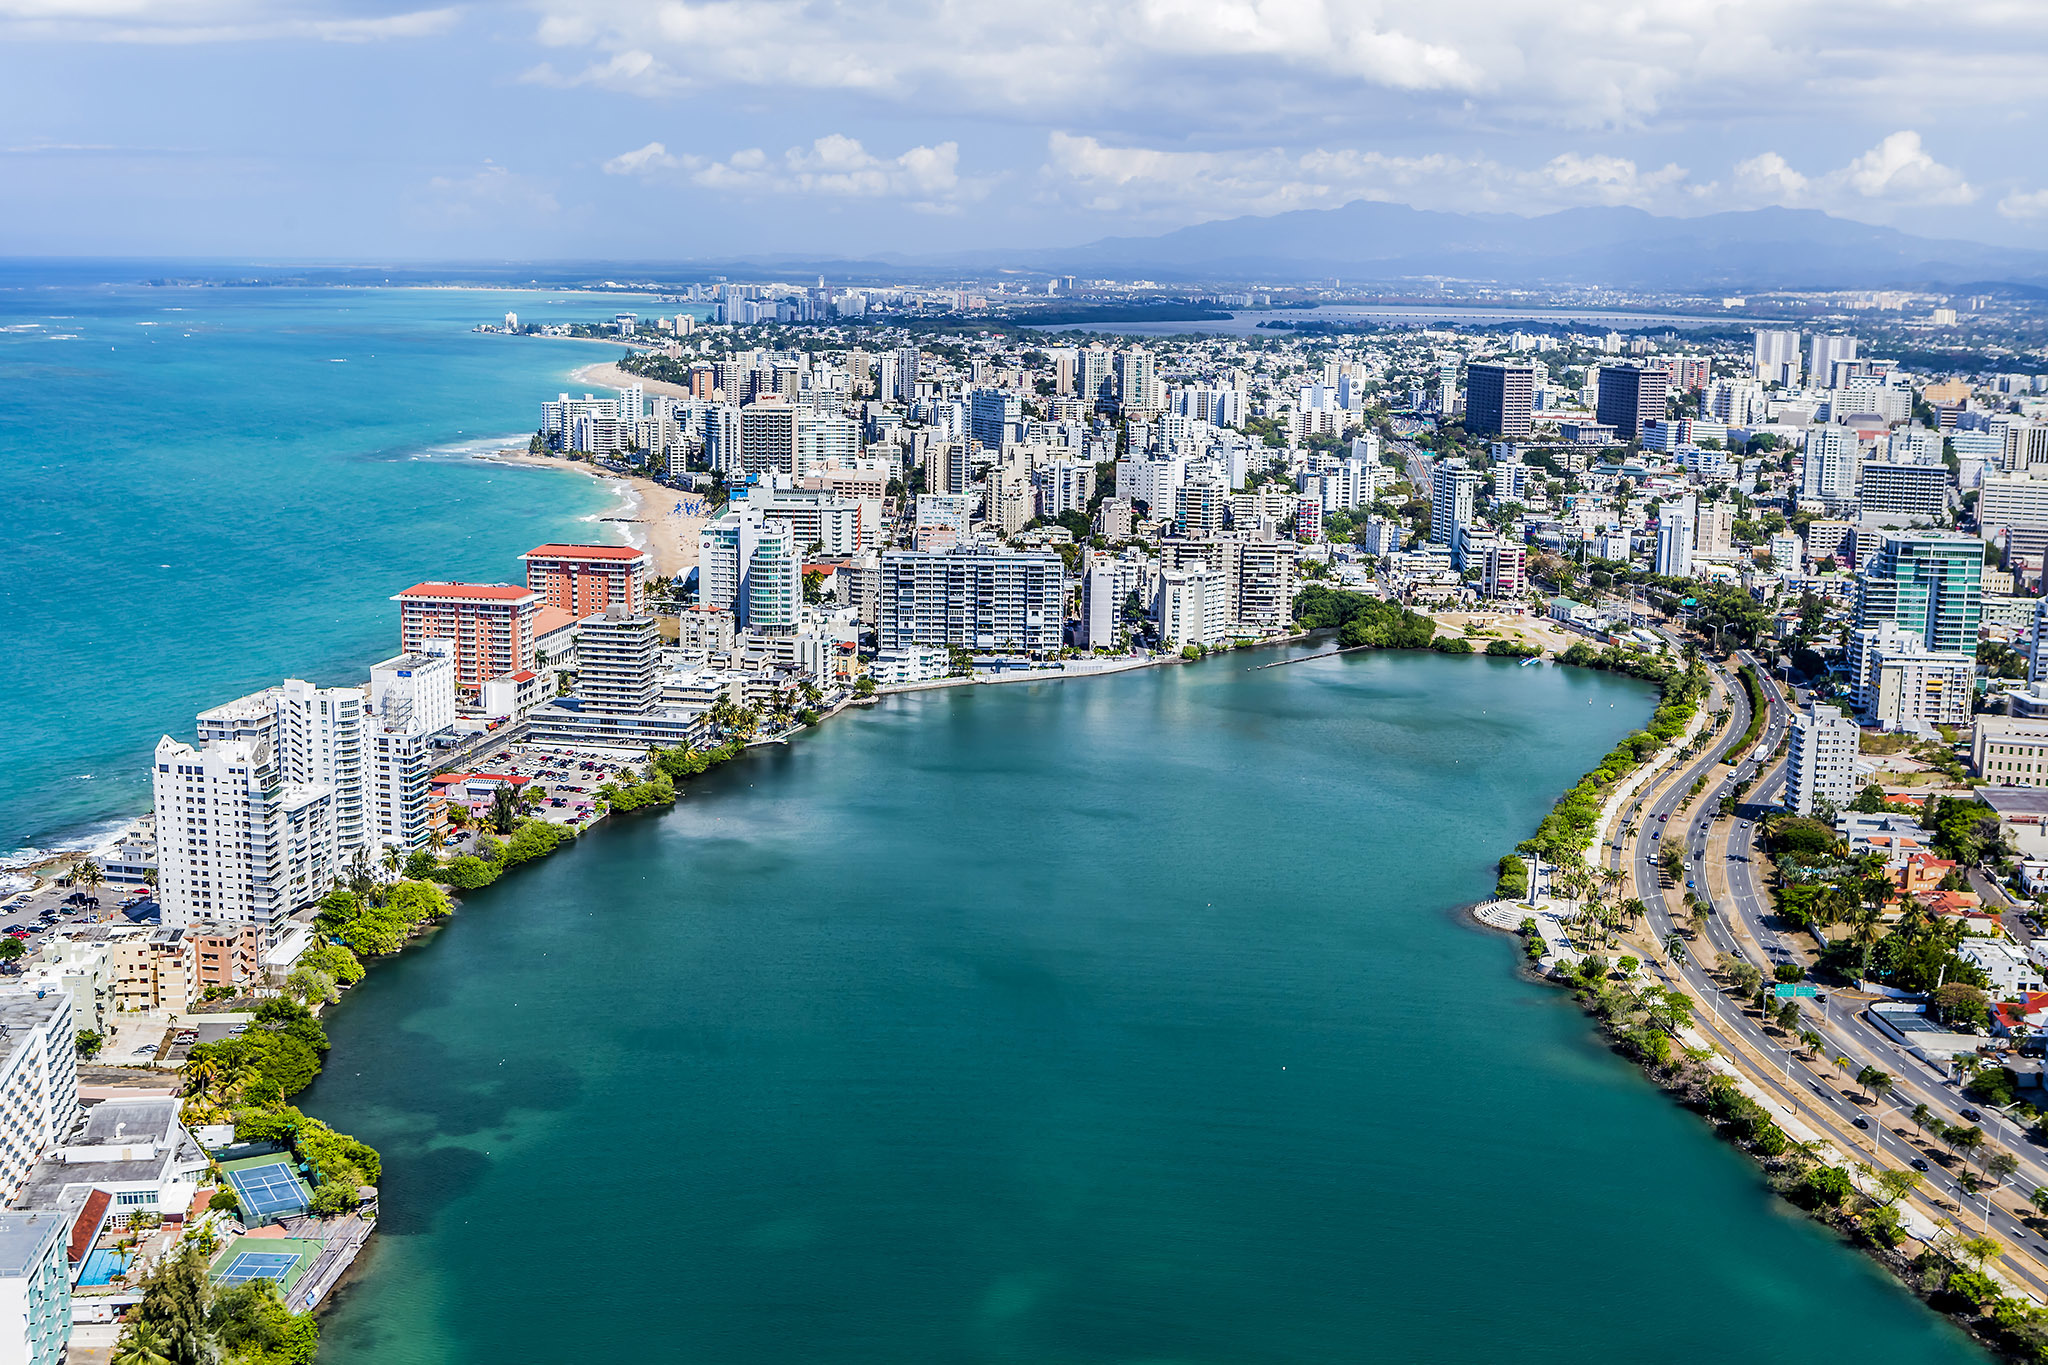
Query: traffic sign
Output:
[[1774, 984, 1818, 998]]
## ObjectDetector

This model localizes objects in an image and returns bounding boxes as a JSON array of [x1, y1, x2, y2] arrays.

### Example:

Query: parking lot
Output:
[[442, 741, 652, 845], [0, 882, 151, 974]]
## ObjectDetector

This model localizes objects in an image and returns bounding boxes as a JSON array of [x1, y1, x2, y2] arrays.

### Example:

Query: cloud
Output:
[[1040, 132, 1690, 224], [406, 160, 559, 223], [604, 134, 979, 212], [1724, 131, 1976, 215], [2000, 189, 2048, 222], [0, 1, 460, 42]]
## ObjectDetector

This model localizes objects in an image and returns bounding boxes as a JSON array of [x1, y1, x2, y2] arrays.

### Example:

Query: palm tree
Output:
[[1663, 932, 1688, 964], [73, 859, 104, 894], [381, 845, 401, 877], [109, 1323, 174, 1365]]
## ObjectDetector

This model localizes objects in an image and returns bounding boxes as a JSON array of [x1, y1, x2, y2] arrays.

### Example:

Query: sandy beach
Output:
[[572, 359, 695, 400], [483, 449, 708, 581]]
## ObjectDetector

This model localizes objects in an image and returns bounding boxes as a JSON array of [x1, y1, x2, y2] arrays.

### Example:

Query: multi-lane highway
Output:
[[1601, 654, 2048, 1294]]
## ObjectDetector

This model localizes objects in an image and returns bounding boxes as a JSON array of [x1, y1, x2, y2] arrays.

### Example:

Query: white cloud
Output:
[[406, 160, 559, 223], [0, 1, 459, 42], [1040, 132, 1690, 224], [1722, 131, 1976, 215], [605, 134, 978, 211], [2000, 189, 2048, 222]]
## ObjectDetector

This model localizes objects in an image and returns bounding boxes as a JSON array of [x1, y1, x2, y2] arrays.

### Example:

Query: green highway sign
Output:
[[1774, 984, 1819, 998]]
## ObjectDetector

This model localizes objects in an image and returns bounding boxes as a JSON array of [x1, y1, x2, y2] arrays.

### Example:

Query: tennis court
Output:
[[223, 1158, 311, 1221], [214, 1250, 299, 1286]]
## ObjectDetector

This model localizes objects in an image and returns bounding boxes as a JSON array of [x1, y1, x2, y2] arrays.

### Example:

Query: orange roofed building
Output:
[[392, 583, 539, 694], [521, 543, 651, 620]]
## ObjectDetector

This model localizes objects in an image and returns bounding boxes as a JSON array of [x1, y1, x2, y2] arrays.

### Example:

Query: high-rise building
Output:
[[968, 388, 1021, 451], [878, 547, 1066, 655], [740, 398, 802, 477], [1157, 563, 1228, 648], [1799, 425, 1861, 508], [521, 543, 651, 617], [1595, 365, 1668, 439], [1482, 541, 1528, 600], [1429, 461, 1482, 560], [697, 504, 801, 634], [1752, 329, 1802, 385], [1116, 347, 1158, 412], [1465, 362, 1535, 439], [1655, 505, 1693, 578], [0, 1209, 71, 1365], [1855, 532, 1983, 655], [1177, 473, 1229, 538], [365, 647, 456, 851], [575, 607, 661, 714], [1786, 701, 1864, 816], [1809, 334, 1858, 382], [1856, 461, 1947, 520], [196, 680, 367, 866], [1077, 554, 1121, 650], [893, 346, 920, 402], [392, 583, 539, 693]]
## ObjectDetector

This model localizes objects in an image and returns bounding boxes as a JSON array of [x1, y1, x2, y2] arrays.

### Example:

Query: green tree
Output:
[[1856, 1066, 1894, 1107], [109, 1322, 176, 1365], [76, 1029, 104, 1059], [127, 1245, 215, 1365]]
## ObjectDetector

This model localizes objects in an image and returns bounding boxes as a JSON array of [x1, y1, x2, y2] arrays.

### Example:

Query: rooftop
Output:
[[0, 1212, 63, 1278], [522, 543, 649, 562], [392, 583, 539, 604]]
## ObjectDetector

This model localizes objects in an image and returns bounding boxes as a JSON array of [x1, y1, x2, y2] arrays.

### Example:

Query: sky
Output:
[[2, 0, 2046, 262]]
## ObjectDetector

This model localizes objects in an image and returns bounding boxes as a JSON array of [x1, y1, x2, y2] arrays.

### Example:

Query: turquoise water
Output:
[[305, 652, 1983, 1365], [77, 1248, 131, 1286], [0, 278, 637, 862]]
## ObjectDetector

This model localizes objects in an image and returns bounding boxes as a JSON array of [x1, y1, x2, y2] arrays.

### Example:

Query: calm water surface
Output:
[[306, 651, 1983, 1365]]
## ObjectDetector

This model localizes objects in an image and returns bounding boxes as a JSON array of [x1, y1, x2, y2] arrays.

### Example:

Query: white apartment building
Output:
[[1158, 564, 1229, 648], [1858, 460, 1948, 521], [197, 680, 367, 865], [153, 726, 336, 944], [364, 647, 455, 851], [1033, 459, 1096, 520], [698, 502, 802, 634], [1799, 425, 1860, 508], [877, 547, 1065, 655], [1979, 473, 2048, 534], [1482, 541, 1528, 600], [913, 493, 975, 552], [1787, 701, 1865, 816], [1429, 461, 1482, 561], [758, 487, 867, 555], [1655, 506, 1693, 578], [0, 992, 79, 1208], [0, 1211, 68, 1365]]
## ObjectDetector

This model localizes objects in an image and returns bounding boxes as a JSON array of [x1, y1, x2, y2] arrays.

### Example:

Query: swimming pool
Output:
[[77, 1249, 131, 1286]]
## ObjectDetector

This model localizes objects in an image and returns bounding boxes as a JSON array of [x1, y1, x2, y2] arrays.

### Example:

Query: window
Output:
[[116, 1190, 152, 1206]]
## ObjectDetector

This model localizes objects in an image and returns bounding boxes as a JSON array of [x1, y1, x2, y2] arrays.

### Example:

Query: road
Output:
[[1603, 656, 2048, 1296]]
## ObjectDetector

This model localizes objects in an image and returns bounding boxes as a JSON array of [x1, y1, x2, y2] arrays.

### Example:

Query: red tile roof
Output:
[[522, 544, 649, 561], [532, 606, 578, 638], [68, 1189, 111, 1263], [393, 583, 539, 603]]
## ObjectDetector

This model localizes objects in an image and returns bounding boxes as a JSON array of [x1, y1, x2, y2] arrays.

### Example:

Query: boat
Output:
[[1520, 656, 1541, 667]]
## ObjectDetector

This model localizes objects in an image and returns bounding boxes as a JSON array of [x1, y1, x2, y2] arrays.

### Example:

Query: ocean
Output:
[[304, 651, 1983, 1365], [0, 274, 643, 872]]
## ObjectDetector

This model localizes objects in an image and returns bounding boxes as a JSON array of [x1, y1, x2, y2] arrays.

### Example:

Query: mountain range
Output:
[[931, 202, 2048, 291]]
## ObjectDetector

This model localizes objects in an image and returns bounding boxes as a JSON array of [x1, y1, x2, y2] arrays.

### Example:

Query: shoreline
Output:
[[473, 447, 704, 581], [571, 359, 695, 400]]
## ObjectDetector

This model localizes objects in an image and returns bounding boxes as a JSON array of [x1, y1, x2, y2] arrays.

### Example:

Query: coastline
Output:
[[473, 447, 704, 581], [571, 359, 695, 400]]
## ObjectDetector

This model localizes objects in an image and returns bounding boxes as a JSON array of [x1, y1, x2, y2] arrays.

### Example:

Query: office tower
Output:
[[1786, 702, 1862, 816], [392, 583, 539, 693], [1855, 532, 1983, 654], [1464, 362, 1535, 439], [521, 543, 651, 617], [1752, 329, 1801, 384], [1595, 365, 1668, 439]]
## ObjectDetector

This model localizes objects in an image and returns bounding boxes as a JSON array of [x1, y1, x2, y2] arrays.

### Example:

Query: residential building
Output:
[[1752, 329, 1802, 384], [1786, 702, 1864, 816], [575, 608, 661, 714], [913, 493, 976, 552], [698, 504, 802, 634], [1077, 554, 1122, 650], [1157, 563, 1229, 648], [1429, 461, 1482, 562], [1655, 506, 1693, 579], [196, 679, 367, 865], [0, 992, 79, 1206], [364, 648, 456, 851], [759, 487, 868, 555], [0, 1212, 68, 1365], [392, 583, 539, 694], [1464, 362, 1536, 440], [968, 388, 1021, 450], [877, 547, 1065, 655], [1979, 473, 2048, 536], [1854, 532, 1983, 654], [1482, 540, 1528, 600], [1799, 426, 1860, 508], [521, 543, 650, 618]]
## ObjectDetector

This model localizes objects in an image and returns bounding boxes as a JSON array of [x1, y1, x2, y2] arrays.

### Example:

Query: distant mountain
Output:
[[953, 203, 2048, 290]]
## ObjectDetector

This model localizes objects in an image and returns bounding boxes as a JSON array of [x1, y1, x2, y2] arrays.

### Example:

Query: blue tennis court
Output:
[[214, 1250, 299, 1286], [226, 1161, 309, 1220]]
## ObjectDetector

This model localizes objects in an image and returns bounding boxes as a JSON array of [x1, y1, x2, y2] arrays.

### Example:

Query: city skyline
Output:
[[2, 1, 2045, 259]]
